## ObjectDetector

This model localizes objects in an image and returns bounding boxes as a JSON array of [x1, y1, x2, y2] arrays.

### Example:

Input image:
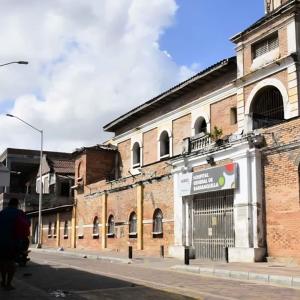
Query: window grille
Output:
[[251, 86, 284, 129], [253, 34, 279, 58], [129, 212, 137, 236], [93, 216, 99, 236], [153, 209, 163, 237], [108, 215, 115, 236]]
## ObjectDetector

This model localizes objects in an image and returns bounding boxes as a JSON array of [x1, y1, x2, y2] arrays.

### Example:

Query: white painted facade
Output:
[[169, 141, 266, 262]]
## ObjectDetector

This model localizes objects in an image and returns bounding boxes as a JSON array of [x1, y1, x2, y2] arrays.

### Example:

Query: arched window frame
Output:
[[132, 142, 141, 168], [93, 216, 100, 238], [64, 220, 69, 238], [250, 86, 285, 130], [152, 208, 163, 238], [158, 130, 172, 160], [193, 116, 208, 136], [129, 212, 137, 238], [244, 78, 291, 132], [107, 215, 115, 237]]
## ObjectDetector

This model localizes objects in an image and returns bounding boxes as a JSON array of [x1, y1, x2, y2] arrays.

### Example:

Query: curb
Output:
[[30, 248, 131, 264], [30, 248, 300, 290], [171, 265, 300, 289]]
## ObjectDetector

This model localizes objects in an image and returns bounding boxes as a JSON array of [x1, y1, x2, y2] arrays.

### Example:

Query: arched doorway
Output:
[[250, 86, 284, 130]]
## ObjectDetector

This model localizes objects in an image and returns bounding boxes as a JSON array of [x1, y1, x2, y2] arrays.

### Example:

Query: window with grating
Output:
[[93, 216, 99, 236], [152, 209, 163, 238], [253, 34, 279, 59], [129, 212, 137, 236]]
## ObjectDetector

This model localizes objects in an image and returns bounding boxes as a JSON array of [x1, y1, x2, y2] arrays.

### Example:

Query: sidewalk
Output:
[[30, 247, 300, 289]]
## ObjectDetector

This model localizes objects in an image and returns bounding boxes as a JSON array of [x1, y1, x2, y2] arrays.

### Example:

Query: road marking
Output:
[[32, 256, 240, 300]]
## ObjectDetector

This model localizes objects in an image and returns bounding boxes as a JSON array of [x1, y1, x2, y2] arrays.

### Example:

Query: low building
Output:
[[0, 148, 75, 248], [28, 153, 75, 248]]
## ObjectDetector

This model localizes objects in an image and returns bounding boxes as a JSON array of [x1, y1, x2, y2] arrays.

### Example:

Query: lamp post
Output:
[[6, 114, 43, 248]]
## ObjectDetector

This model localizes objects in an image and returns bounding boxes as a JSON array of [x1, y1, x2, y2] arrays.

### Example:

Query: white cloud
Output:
[[0, 0, 195, 153]]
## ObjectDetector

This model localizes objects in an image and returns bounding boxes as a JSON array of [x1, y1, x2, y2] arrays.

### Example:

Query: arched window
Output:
[[159, 131, 170, 158], [93, 216, 99, 237], [194, 117, 207, 135], [132, 142, 141, 168], [108, 215, 115, 237], [64, 220, 69, 237], [153, 209, 163, 238], [250, 86, 284, 130], [48, 222, 52, 237], [129, 212, 137, 237], [53, 221, 57, 237]]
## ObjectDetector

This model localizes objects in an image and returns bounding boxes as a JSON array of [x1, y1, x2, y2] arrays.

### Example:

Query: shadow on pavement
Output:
[[2, 260, 198, 300]]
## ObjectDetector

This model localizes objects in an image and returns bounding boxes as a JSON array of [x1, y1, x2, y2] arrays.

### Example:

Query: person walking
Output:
[[0, 198, 30, 290]]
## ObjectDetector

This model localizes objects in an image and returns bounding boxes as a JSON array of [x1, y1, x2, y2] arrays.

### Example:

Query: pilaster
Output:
[[101, 193, 107, 249], [137, 183, 144, 250]]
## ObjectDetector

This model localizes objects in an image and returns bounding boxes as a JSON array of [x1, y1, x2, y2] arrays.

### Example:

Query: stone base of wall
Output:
[[229, 247, 266, 263]]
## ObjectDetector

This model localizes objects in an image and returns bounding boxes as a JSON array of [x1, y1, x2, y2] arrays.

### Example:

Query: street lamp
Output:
[[6, 114, 43, 248], [0, 61, 28, 67]]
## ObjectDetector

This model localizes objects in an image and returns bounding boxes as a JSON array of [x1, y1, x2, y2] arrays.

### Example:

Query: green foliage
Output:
[[208, 126, 223, 141]]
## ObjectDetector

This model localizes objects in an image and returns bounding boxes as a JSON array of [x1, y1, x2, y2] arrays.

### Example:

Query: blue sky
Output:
[[161, 0, 264, 70]]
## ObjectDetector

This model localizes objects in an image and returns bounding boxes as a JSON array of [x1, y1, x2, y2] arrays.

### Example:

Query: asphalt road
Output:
[[1, 252, 300, 300]]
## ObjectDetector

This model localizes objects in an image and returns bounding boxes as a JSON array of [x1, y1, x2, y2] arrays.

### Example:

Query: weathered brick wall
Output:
[[86, 150, 116, 185], [41, 214, 58, 248], [59, 211, 72, 249], [72, 159, 173, 255], [143, 128, 158, 165], [262, 117, 300, 262], [106, 189, 136, 250], [192, 158, 233, 173], [118, 139, 131, 178], [172, 114, 191, 156], [39, 211, 72, 248], [210, 95, 238, 136], [143, 177, 174, 255], [76, 195, 102, 250]]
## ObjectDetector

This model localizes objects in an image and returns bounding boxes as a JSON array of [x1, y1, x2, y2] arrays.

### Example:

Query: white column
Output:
[[229, 148, 265, 262], [169, 172, 186, 258]]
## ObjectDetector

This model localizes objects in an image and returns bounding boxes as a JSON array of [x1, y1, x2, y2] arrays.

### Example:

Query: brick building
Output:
[[52, 0, 300, 263]]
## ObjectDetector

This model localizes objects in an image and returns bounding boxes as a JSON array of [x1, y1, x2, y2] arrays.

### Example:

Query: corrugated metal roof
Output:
[[103, 56, 237, 132], [72, 144, 118, 156]]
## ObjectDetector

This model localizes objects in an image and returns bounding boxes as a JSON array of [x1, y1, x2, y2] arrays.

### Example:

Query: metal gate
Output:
[[193, 190, 234, 261]]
